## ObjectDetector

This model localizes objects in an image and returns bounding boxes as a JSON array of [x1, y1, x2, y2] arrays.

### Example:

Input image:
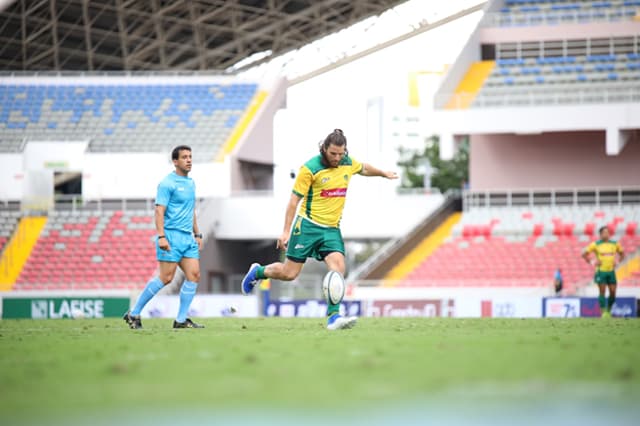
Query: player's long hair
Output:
[[319, 129, 348, 156]]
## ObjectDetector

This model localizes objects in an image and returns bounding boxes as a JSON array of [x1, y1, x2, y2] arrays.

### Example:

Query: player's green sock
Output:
[[598, 295, 606, 311], [326, 301, 340, 317], [256, 266, 266, 280], [607, 294, 616, 312]]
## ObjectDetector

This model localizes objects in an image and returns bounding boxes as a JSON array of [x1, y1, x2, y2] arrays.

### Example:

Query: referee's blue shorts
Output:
[[156, 229, 199, 262]]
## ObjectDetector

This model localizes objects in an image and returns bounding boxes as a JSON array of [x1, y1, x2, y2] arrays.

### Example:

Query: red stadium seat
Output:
[[15, 210, 156, 290]]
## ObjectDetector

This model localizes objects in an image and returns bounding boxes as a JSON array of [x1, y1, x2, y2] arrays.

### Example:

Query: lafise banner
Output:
[[2, 297, 130, 319]]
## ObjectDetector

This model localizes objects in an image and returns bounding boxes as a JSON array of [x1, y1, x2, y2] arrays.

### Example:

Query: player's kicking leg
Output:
[[241, 263, 262, 294], [324, 252, 357, 331], [241, 259, 304, 294]]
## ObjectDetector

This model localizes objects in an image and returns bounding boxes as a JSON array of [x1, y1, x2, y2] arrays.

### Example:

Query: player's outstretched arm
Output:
[[360, 163, 398, 179], [277, 193, 302, 250]]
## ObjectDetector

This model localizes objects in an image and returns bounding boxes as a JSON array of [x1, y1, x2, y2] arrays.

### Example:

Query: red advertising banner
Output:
[[367, 299, 455, 317]]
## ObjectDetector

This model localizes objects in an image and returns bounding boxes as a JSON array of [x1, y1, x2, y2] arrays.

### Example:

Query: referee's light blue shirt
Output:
[[156, 172, 196, 233]]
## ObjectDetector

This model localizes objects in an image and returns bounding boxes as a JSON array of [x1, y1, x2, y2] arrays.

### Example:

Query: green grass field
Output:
[[1, 317, 639, 425]]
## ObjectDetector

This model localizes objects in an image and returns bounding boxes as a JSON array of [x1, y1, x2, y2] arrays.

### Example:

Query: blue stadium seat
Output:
[[595, 63, 616, 72]]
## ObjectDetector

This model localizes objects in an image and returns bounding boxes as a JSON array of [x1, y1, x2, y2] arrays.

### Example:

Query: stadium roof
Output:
[[0, 0, 410, 72]]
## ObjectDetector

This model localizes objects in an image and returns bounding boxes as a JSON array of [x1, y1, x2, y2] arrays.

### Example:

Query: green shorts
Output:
[[594, 270, 617, 285], [286, 216, 345, 263]]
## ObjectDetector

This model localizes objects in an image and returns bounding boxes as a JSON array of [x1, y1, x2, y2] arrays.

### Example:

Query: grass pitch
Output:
[[1, 317, 639, 425]]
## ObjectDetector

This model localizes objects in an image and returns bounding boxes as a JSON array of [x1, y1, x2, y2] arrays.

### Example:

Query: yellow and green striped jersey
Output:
[[584, 239, 624, 272], [292, 154, 363, 227]]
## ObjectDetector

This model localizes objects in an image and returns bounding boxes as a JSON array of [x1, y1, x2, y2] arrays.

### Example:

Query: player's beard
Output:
[[321, 151, 339, 168]]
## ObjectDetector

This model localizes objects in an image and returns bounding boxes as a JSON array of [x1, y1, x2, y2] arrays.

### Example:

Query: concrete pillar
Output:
[[439, 132, 454, 160], [606, 127, 629, 156]]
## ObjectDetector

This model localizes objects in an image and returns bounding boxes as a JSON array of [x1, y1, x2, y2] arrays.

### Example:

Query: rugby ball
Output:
[[322, 271, 345, 305], [71, 308, 85, 319]]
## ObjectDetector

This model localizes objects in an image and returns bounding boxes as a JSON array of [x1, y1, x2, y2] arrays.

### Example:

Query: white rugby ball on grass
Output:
[[71, 308, 85, 319], [322, 270, 345, 305]]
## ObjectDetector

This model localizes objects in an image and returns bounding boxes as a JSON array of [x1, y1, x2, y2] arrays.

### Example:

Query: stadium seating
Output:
[[488, 0, 640, 27], [473, 53, 640, 107], [0, 82, 258, 161], [0, 211, 20, 253], [14, 209, 157, 290], [400, 205, 640, 290]]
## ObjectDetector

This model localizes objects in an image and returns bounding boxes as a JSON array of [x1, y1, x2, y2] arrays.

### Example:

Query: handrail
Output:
[[437, 85, 640, 109], [462, 187, 640, 210], [347, 190, 458, 281]]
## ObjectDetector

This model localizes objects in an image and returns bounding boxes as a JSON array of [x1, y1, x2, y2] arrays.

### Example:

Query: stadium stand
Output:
[[447, 36, 640, 108], [14, 210, 156, 290], [395, 205, 640, 291], [0, 81, 258, 161], [0, 211, 20, 253], [487, 0, 640, 27]]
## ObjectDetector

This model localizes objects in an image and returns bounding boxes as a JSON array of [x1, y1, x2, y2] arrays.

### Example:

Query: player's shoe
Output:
[[601, 310, 611, 319], [123, 311, 142, 329], [326, 313, 357, 331], [173, 318, 205, 328], [241, 263, 262, 295]]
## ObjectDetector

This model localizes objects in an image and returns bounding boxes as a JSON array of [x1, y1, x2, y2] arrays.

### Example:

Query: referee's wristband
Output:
[[194, 233, 203, 239], [158, 235, 166, 239]]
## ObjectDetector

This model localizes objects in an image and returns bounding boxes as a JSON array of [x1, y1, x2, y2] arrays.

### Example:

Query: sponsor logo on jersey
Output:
[[294, 244, 305, 249], [320, 188, 347, 198]]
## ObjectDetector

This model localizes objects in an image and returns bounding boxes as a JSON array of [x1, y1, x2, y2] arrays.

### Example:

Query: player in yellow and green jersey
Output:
[[582, 226, 625, 318], [241, 129, 397, 330]]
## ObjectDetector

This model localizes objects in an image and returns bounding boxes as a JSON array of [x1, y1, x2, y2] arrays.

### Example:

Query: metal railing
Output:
[[462, 187, 640, 210], [437, 86, 640, 109], [482, 7, 639, 28], [0, 70, 227, 78]]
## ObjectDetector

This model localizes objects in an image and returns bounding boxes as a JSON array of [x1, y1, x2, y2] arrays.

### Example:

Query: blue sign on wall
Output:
[[266, 299, 362, 318], [580, 297, 637, 318]]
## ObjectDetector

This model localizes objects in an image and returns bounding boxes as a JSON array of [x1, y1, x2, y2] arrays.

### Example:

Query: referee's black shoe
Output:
[[123, 311, 143, 329], [173, 318, 204, 329]]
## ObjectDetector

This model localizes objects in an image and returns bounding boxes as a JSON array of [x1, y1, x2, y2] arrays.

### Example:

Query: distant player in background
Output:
[[553, 268, 563, 296], [582, 226, 625, 318], [241, 129, 397, 330], [123, 145, 204, 329]]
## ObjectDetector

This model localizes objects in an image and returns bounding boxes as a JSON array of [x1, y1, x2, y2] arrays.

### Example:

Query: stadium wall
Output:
[[469, 131, 640, 190], [0, 154, 23, 200], [210, 191, 445, 240], [84, 153, 231, 199], [230, 78, 287, 192], [479, 21, 640, 44], [434, 1, 498, 108], [0, 151, 232, 201]]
